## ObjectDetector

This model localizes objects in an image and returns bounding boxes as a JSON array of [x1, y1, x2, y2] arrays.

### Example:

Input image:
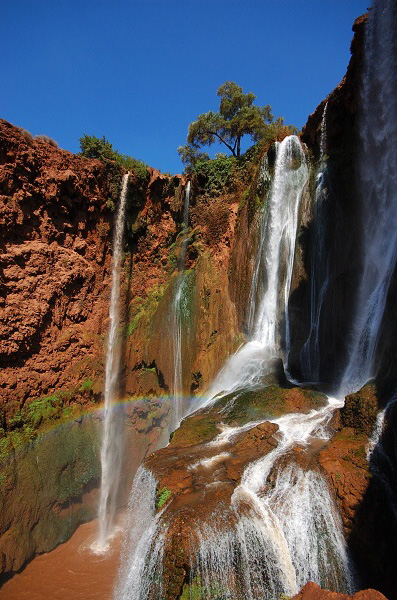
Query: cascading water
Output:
[[116, 135, 355, 597], [300, 102, 330, 383], [114, 467, 166, 600], [95, 173, 129, 552], [172, 181, 191, 426], [203, 135, 309, 402], [340, 0, 397, 395], [190, 398, 353, 599]]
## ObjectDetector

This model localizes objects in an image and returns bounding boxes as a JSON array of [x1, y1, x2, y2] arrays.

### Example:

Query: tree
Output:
[[181, 81, 274, 160], [177, 144, 210, 171], [79, 134, 115, 161]]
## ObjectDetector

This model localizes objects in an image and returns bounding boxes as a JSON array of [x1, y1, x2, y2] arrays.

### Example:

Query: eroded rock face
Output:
[[0, 118, 116, 420]]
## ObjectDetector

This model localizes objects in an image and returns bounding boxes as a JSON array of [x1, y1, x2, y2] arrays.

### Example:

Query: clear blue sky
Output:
[[1, 1, 368, 174]]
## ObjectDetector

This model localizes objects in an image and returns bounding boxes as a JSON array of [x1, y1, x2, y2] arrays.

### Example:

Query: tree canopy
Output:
[[78, 134, 148, 179], [79, 134, 115, 161], [178, 81, 275, 163]]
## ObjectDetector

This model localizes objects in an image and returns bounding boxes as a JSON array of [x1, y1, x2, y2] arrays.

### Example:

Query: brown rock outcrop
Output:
[[292, 582, 386, 600], [0, 118, 116, 420]]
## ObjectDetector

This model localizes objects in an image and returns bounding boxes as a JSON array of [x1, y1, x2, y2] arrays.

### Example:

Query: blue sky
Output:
[[1, 1, 368, 174]]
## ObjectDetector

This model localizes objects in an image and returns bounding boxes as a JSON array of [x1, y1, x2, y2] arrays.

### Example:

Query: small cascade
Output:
[[204, 136, 309, 402], [172, 181, 191, 426], [95, 173, 129, 552], [300, 102, 330, 383], [114, 467, 166, 600], [190, 398, 353, 598], [340, 0, 397, 394]]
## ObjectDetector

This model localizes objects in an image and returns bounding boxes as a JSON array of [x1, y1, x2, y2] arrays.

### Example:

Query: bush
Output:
[[79, 378, 93, 392], [193, 155, 237, 196], [79, 134, 149, 181], [35, 134, 58, 147], [157, 486, 171, 509], [35, 134, 59, 147]]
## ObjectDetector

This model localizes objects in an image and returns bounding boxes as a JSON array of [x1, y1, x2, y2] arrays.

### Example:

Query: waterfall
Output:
[[340, 0, 397, 394], [172, 181, 191, 426], [114, 467, 166, 600], [300, 103, 330, 383], [203, 136, 309, 402], [190, 398, 353, 598], [94, 172, 129, 552], [115, 138, 355, 597]]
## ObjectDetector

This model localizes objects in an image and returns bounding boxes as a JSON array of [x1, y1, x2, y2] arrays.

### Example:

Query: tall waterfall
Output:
[[204, 135, 309, 402], [95, 172, 129, 552], [300, 103, 330, 383], [115, 134, 359, 598], [172, 181, 191, 426], [340, 0, 397, 394]]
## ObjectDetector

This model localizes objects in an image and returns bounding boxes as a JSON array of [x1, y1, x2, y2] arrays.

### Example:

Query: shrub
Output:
[[79, 134, 149, 184], [17, 127, 33, 142], [193, 154, 237, 196], [79, 378, 93, 392], [35, 134, 59, 147], [157, 486, 171, 509]]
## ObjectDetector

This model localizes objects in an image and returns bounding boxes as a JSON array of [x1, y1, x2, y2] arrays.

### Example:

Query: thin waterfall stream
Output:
[[95, 172, 129, 552], [300, 102, 330, 384], [172, 181, 191, 427]]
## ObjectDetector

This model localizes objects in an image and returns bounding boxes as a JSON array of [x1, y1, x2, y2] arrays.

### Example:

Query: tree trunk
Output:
[[236, 137, 241, 157]]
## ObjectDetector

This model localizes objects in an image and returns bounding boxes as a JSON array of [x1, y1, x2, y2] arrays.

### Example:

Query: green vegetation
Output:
[[79, 378, 94, 392], [126, 284, 166, 337], [157, 486, 172, 509], [169, 413, 219, 448], [79, 134, 149, 183], [180, 577, 229, 599], [0, 383, 98, 461], [193, 154, 237, 195], [178, 81, 298, 173]]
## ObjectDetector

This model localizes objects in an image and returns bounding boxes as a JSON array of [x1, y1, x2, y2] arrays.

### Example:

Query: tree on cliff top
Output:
[[178, 81, 273, 162], [79, 134, 115, 161], [79, 134, 148, 179]]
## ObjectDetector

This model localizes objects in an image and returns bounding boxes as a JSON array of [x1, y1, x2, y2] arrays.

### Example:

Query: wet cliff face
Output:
[[288, 14, 368, 389]]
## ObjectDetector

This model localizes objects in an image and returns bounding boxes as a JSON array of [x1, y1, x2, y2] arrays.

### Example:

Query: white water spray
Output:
[[203, 136, 309, 402], [340, 0, 397, 394], [95, 173, 129, 552], [172, 181, 191, 426], [192, 398, 353, 598], [114, 467, 166, 600]]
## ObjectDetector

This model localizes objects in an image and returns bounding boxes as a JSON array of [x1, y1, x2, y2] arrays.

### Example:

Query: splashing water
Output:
[[340, 0, 397, 395], [191, 398, 353, 598], [301, 102, 330, 383], [95, 173, 129, 552], [172, 181, 191, 426], [114, 467, 166, 600], [202, 136, 309, 404]]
